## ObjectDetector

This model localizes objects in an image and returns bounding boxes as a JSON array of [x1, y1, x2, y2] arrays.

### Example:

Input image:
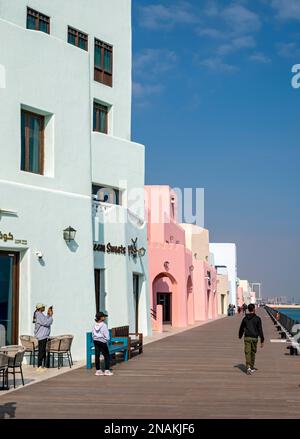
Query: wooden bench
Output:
[[111, 326, 143, 359], [86, 330, 129, 369]]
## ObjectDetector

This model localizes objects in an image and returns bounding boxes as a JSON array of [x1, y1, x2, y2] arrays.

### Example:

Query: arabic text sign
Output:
[[0, 231, 14, 242]]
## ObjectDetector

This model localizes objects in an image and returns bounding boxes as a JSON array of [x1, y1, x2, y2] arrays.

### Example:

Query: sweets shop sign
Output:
[[94, 238, 146, 258]]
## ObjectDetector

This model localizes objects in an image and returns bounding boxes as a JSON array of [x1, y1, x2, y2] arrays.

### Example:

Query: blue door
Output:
[[0, 251, 19, 345]]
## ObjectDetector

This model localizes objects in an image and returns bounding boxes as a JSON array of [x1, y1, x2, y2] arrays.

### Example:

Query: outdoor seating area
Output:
[[0, 334, 74, 390], [0, 345, 25, 389]]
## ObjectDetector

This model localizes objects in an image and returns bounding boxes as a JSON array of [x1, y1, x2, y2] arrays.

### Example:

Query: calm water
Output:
[[277, 308, 300, 323]]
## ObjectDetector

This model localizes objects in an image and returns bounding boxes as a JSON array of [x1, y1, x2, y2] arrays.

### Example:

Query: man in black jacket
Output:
[[239, 304, 264, 375]]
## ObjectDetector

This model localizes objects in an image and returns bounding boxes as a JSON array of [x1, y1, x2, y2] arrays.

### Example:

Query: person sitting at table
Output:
[[34, 304, 53, 372]]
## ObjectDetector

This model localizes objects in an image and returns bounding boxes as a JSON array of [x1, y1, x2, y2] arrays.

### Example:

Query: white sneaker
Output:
[[250, 368, 257, 373], [104, 370, 114, 376], [95, 370, 104, 376], [246, 367, 252, 375]]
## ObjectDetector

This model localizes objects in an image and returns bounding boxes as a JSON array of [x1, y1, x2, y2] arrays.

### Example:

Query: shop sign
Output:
[[0, 231, 13, 242], [94, 238, 146, 258]]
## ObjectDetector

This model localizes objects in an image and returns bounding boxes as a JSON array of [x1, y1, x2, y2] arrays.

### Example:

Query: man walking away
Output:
[[239, 304, 264, 375]]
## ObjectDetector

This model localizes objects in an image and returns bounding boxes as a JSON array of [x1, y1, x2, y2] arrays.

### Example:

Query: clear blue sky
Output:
[[131, 0, 300, 302]]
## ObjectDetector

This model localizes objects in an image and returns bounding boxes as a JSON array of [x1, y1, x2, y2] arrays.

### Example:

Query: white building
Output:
[[239, 280, 256, 305], [209, 243, 237, 306], [0, 0, 151, 360]]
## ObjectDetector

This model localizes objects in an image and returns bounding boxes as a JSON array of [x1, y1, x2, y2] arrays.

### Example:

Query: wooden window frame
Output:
[[93, 102, 109, 134], [21, 110, 45, 175], [0, 251, 19, 345], [27, 7, 50, 34], [68, 26, 88, 51], [94, 38, 113, 87]]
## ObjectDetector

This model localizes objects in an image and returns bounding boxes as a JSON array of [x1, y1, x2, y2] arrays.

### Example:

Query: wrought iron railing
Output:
[[150, 308, 157, 320]]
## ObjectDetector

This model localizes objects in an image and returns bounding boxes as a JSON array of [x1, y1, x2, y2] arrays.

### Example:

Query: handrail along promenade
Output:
[[265, 306, 300, 354]]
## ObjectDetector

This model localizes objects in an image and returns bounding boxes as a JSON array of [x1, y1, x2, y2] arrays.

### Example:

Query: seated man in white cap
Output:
[[34, 304, 53, 372]]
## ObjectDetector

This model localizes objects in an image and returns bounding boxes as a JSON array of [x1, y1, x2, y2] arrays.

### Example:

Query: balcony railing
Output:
[[92, 198, 145, 228]]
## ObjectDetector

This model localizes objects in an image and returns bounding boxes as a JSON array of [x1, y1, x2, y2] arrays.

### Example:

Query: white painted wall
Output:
[[0, 0, 151, 361], [93, 206, 151, 336], [0, 0, 132, 140], [209, 243, 237, 306]]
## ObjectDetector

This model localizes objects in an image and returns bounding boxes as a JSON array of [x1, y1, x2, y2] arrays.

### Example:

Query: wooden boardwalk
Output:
[[1, 309, 300, 419]]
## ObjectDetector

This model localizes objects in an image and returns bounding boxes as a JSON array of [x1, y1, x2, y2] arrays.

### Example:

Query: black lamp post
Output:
[[63, 226, 77, 243]]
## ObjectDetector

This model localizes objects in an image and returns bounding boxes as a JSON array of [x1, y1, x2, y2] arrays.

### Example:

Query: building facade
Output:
[[215, 267, 230, 315], [238, 280, 256, 305], [180, 224, 218, 321], [146, 186, 218, 330], [0, 0, 151, 359], [209, 243, 238, 307], [146, 186, 194, 328]]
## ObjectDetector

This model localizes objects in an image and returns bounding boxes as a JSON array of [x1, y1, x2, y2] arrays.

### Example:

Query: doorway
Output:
[[157, 293, 172, 324], [94, 269, 105, 313], [0, 251, 19, 345], [221, 294, 225, 315], [133, 274, 140, 333]]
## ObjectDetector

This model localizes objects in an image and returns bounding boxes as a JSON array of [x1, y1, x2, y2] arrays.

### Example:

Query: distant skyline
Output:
[[131, 0, 300, 301]]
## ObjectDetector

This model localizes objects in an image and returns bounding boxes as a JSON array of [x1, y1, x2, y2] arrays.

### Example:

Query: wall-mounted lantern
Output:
[[138, 247, 146, 257], [63, 226, 77, 243], [189, 265, 194, 273], [164, 261, 170, 271]]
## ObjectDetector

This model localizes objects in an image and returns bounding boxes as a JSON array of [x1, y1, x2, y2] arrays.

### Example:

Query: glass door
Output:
[[0, 251, 19, 345]]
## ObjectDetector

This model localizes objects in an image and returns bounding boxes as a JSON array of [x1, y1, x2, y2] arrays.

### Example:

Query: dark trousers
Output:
[[94, 340, 110, 371], [38, 339, 48, 367]]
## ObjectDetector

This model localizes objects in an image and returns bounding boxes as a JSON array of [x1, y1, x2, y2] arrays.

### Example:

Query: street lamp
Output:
[[63, 226, 77, 243]]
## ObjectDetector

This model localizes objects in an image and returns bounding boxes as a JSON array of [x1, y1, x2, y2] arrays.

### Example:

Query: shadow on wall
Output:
[[66, 241, 79, 253], [0, 402, 16, 419]]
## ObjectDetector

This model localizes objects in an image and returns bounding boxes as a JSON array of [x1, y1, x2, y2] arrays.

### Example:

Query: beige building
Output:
[[182, 225, 210, 262], [239, 280, 251, 305], [216, 267, 230, 315]]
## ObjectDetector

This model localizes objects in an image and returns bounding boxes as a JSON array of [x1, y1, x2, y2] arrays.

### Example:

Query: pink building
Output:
[[146, 186, 218, 331], [237, 286, 244, 307]]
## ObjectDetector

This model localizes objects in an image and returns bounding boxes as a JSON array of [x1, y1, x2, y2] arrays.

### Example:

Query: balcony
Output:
[[92, 198, 145, 229]]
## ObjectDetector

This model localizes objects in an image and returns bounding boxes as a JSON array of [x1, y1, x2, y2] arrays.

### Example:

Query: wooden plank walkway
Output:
[[1, 308, 300, 419]]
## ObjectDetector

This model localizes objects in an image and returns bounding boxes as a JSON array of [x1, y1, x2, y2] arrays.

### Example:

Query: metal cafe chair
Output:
[[0, 353, 9, 390], [1, 346, 25, 389], [20, 335, 39, 367], [47, 336, 74, 369]]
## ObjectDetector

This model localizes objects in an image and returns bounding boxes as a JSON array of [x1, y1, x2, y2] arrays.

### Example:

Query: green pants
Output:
[[244, 337, 258, 369]]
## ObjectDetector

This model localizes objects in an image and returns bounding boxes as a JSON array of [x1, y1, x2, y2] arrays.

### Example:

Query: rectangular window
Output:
[[94, 269, 105, 313], [27, 8, 50, 34], [94, 39, 113, 87], [93, 102, 108, 134], [68, 26, 88, 51], [92, 184, 121, 205], [21, 110, 44, 175]]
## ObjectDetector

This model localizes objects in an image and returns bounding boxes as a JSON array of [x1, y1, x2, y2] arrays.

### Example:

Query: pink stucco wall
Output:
[[146, 186, 218, 330], [237, 287, 244, 307]]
